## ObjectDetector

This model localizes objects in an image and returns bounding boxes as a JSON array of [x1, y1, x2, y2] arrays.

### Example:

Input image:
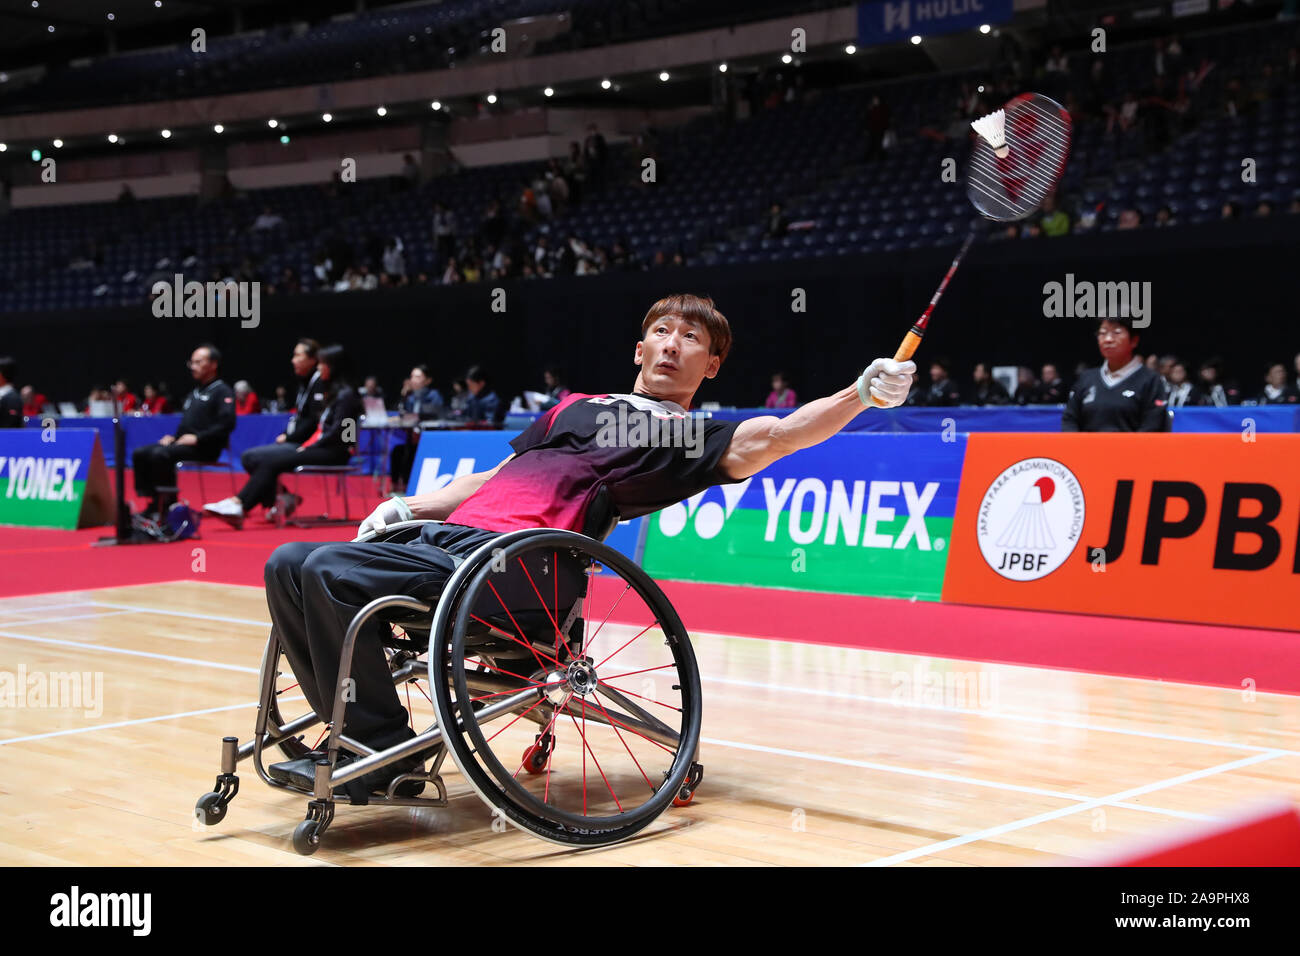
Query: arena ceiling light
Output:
[[486, 93, 497, 104], [846, 44, 857, 55], [47, 25, 54, 32], [430, 100, 442, 110], [52, 138, 63, 148], [979, 24, 991, 34], [910, 35, 922, 45], [280, 135, 290, 145], [543, 87, 554, 97], [376, 106, 387, 116], [107, 133, 118, 143], [718, 63, 727, 73], [267, 118, 278, 128], [600, 78, 611, 90], [658, 71, 669, 81], [213, 123, 224, 133], [160, 129, 171, 139], [321, 112, 332, 123], [781, 54, 792, 64], [30, 149, 40, 161], [107, 13, 115, 21], [0, 143, 6, 152]]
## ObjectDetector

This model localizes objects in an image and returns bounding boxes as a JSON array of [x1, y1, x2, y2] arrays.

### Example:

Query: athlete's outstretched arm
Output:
[[356, 454, 513, 535], [717, 359, 914, 480]]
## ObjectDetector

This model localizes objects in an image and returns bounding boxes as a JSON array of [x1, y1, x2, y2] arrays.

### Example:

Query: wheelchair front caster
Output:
[[672, 762, 704, 807], [521, 732, 554, 775], [194, 770, 239, 825], [293, 819, 321, 855]]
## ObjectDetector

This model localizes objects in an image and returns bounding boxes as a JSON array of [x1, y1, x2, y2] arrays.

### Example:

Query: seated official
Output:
[[458, 365, 501, 424], [223, 339, 324, 523], [1062, 318, 1170, 432], [0, 357, 22, 427], [204, 344, 359, 528], [389, 364, 444, 492], [132, 345, 236, 516]]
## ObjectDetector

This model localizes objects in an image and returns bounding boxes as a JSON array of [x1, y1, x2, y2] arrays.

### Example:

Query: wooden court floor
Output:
[[1, 580, 1297, 866]]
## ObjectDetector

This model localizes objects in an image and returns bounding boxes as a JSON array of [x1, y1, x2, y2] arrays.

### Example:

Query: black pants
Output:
[[263, 523, 500, 748], [132, 442, 216, 498], [238, 442, 350, 510]]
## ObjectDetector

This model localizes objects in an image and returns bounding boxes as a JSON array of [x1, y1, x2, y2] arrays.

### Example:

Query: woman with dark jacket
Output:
[[203, 344, 361, 528]]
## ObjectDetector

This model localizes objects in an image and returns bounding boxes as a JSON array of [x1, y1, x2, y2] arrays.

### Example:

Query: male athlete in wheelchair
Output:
[[195, 294, 914, 854]]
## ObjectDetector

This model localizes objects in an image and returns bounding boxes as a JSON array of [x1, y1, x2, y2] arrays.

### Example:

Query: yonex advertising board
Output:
[[0, 428, 114, 529], [407, 430, 643, 562], [942, 434, 1300, 631], [641, 433, 966, 601]]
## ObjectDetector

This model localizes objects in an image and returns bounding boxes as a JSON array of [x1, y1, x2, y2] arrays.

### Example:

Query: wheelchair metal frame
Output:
[[196, 519, 703, 855]]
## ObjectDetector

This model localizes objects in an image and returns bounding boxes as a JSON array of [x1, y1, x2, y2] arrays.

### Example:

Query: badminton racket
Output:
[[871, 92, 1072, 405]]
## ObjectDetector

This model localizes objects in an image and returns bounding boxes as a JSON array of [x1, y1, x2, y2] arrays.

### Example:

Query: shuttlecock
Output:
[[971, 108, 1009, 158]]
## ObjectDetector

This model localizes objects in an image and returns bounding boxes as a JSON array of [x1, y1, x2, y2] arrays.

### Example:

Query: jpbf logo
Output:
[[976, 457, 1085, 580]]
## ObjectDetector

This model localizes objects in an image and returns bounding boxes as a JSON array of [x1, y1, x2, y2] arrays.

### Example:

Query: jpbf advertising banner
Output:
[[942, 434, 1300, 631], [407, 430, 642, 561], [0, 428, 113, 529], [857, 0, 1012, 45], [641, 433, 966, 600]]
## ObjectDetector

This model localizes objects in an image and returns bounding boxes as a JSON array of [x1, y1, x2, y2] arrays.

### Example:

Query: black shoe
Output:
[[267, 750, 327, 785]]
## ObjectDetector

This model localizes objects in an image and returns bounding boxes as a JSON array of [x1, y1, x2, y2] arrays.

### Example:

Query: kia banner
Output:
[[942, 434, 1300, 631]]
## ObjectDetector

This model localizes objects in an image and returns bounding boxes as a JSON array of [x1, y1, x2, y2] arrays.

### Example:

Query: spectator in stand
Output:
[[234, 380, 260, 415], [538, 367, 571, 410], [432, 202, 457, 262], [0, 357, 22, 427], [1221, 201, 1239, 220], [1039, 193, 1070, 236], [204, 344, 361, 528], [971, 363, 1010, 405], [764, 202, 789, 239], [1014, 366, 1040, 405], [765, 371, 798, 409], [21, 384, 48, 417], [1063, 318, 1170, 431], [382, 237, 406, 281], [1255, 200, 1273, 218], [131, 345, 236, 516], [865, 94, 891, 161], [1166, 360, 1204, 407], [1117, 208, 1143, 230], [583, 122, 608, 189], [1036, 364, 1067, 404], [251, 206, 285, 231], [462, 365, 501, 425], [440, 257, 462, 285], [1197, 358, 1239, 406], [266, 385, 290, 414], [360, 376, 384, 401], [448, 379, 469, 418], [922, 359, 962, 406], [1256, 363, 1300, 405], [1154, 205, 1176, 227], [110, 379, 138, 413], [141, 382, 170, 414]]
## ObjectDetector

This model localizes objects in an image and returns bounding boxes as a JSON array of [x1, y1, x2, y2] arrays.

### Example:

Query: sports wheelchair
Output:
[[195, 493, 705, 854]]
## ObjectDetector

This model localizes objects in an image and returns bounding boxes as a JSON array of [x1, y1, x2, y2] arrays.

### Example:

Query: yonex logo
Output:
[[412, 456, 475, 494], [658, 481, 751, 539]]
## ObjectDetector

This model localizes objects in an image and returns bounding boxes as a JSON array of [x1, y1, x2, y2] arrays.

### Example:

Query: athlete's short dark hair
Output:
[[640, 294, 732, 365]]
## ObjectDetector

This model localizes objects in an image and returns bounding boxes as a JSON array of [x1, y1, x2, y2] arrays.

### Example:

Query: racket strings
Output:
[[965, 94, 1071, 222]]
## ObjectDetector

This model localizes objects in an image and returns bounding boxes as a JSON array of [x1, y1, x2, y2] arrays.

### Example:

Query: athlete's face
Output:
[[634, 314, 719, 400]]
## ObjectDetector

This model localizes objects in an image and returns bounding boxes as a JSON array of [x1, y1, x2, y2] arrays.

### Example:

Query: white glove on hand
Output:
[[356, 496, 414, 540], [857, 358, 917, 408]]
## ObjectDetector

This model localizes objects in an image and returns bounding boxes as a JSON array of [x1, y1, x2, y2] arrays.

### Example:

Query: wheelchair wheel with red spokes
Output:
[[430, 530, 702, 847]]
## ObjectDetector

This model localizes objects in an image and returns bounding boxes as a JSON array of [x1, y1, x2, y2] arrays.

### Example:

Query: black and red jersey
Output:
[[446, 392, 742, 533]]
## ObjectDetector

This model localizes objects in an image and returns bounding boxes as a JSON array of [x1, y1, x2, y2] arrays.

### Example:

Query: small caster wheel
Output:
[[293, 819, 321, 856], [672, 761, 704, 807], [195, 791, 227, 825], [522, 732, 553, 775]]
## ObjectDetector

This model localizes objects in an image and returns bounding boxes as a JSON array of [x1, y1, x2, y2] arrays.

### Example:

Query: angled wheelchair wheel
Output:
[[430, 530, 702, 847]]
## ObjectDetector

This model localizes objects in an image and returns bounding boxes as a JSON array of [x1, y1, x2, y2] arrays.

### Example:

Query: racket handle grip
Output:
[[870, 330, 923, 407]]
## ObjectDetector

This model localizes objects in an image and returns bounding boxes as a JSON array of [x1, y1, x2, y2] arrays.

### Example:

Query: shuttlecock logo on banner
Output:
[[976, 458, 1085, 581]]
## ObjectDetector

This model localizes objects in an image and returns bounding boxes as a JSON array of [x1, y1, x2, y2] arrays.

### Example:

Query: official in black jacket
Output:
[[132, 344, 236, 514], [236, 339, 323, 517], [970, 362, 1010, 406], [204, 344, 360, 527], [1062, 318, 1170, 432]]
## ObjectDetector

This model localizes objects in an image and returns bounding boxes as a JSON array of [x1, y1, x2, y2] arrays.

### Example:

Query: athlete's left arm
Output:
[[717, 359, 914, 480]]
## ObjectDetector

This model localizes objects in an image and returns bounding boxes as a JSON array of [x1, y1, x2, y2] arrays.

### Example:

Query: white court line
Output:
[[0, 610, 136, 627], [704, 675, 1300, 757], [0, 630, 260, 674], [0, 601, 97, 617], [859, 750, 1287, 866], [701, 736, 1216, 823], [0, 700, 262, 746], [89, 600, 270, 628]]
